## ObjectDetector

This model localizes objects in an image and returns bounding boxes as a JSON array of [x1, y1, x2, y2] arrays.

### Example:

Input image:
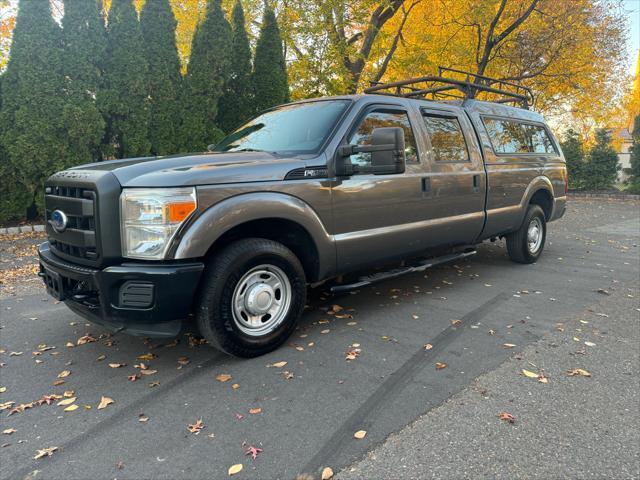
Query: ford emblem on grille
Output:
[[50, 210, 68, 233]]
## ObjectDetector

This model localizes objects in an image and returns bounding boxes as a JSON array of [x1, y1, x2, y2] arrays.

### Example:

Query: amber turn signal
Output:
[[167, 201, 196, 223]]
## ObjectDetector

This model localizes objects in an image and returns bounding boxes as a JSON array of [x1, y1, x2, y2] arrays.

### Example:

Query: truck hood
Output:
[[71, 151, 312, 187]]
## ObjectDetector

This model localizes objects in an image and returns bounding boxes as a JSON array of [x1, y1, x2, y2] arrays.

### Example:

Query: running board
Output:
[[329, 250, 476, 293]]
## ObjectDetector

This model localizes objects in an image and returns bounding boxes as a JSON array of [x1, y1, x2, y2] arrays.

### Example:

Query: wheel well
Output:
[[205, 218, 320, 282], [529, 189, 553, 220]]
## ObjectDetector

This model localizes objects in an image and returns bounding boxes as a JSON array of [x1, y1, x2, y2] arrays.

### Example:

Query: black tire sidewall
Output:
[[199, 240, 306, 356], [522, 206, 546, 262]]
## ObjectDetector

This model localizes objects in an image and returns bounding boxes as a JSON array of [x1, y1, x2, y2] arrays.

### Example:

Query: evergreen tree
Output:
[[252, 4, 289, 113], [582, 129, 620, 191], [62, 0, 106, 165], [181, 0, 232, 152], [560, 129, 586, 190], [628, 116, 640, 193], [217, 0, 254, 133], [0, 1, 68, 219], [99, 0, 150, 158], [141, 0, 182, 155]]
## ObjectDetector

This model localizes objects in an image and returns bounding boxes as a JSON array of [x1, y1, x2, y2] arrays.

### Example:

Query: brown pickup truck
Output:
[[38, 72, 567, 357]]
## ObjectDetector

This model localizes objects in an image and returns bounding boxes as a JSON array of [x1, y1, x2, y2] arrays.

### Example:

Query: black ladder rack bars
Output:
[[364, 66, 534, 108]]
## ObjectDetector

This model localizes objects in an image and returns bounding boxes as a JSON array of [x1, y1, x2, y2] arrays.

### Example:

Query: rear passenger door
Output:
[[419, 107, 486, 245]]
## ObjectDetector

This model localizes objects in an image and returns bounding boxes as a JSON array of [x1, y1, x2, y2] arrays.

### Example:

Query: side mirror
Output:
[[337, 127, 406, 175]]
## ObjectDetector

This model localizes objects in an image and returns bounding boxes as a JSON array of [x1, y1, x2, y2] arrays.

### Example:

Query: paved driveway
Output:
[[0, 198, 638, 479]]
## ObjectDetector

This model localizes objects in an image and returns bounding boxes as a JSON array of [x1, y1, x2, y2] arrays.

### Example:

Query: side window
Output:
[[483, 118, 529, 154], [349, 109, 418, 168], [525, 124, 556, 154], [422, 115, 469, 162]]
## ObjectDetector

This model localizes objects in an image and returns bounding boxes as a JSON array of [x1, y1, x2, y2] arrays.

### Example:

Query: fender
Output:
[[516, 176, 555, 224], [172, 192, 336, 278]]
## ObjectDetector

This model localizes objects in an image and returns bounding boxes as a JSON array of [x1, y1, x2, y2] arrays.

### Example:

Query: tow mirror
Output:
[[337, 127, 406, 175]]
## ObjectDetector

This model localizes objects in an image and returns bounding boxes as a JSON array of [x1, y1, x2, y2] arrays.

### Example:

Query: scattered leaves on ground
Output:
[[97, 396, 114, 410], [187, 418, 205, 434], [497, 412, 516, 423]]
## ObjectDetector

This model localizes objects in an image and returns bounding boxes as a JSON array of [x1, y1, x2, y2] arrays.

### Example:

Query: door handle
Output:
[[472, 174, 480, 193], [421, 177, 431, 193]]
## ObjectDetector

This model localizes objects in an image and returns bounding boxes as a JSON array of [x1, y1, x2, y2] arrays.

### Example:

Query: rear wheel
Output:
[[506, 204, 546, 264], [196, 238, 306, 357]]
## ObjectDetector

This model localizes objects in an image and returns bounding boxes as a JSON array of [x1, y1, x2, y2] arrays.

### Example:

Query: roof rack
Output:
[[364, 67, 533, 109]]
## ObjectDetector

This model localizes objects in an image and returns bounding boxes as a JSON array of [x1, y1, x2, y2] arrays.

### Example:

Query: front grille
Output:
[[45, 184, 99, 261]]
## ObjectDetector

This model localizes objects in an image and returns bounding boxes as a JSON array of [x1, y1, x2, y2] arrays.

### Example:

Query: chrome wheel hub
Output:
[[232, 265, 292, 337], [527, 217, 543, 254]]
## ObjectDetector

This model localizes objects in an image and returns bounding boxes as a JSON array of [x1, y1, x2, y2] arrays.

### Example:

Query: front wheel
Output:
[[506, 204, 546, 264], [196, 238, 306, 357]]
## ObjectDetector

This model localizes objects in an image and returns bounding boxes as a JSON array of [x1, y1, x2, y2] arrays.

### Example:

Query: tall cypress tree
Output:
[[181, 0, 232, 152], [252, 4, 289, 113], [140, 0, 182, 155], [62, 0, 106, 165], [217, 0, 254, 133], [0, 1, 68, 219], [99, 0, 150, 159]]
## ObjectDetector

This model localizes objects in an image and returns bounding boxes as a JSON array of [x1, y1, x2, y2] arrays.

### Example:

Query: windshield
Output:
[[213, 100, 351, 154]]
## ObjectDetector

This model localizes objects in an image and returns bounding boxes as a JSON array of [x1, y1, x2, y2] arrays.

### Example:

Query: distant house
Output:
[[614, 128, 634, 183]]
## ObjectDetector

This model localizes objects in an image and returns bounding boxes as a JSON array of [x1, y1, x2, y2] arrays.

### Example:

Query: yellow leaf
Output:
[[270, 361, 287, 368], [0, 387, 5, 393], [98, 396, 114, 410], [503, 343, 517, 348], [64, 404, 79, 412], [137, 353, 155, 361], [354, 430, 367, 439], [57, 370, 70, 378], [435, 362, 447, 370], [231, 383, 240, 390], [108, 363, 124, 368], [249, 408, 262, 414], [322, 466, 334, 480], [2, 428, 16, 434], [424, 343, 433, 350], [140, 369, 157, 376], [522, 369, 539, 378], [228, 463, 243, 476], [216, 374, 232, 382], [57, 397, 77, 406], [567, 368, 592, 377]]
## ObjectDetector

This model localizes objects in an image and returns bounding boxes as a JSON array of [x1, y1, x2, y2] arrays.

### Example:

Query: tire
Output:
[[506, 204, 546, 264], [196, 238, 306, 358]]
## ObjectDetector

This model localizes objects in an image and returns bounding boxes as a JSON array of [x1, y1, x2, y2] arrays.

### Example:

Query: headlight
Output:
[[120, 187, 197, 260]]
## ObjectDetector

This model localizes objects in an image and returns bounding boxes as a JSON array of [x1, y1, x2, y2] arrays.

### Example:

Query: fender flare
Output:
[[517, 176, 555, 224], [173, 192, 336, 277]]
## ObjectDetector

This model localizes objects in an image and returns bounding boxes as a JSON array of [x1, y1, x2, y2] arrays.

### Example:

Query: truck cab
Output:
[[38, 73, 567, 357]]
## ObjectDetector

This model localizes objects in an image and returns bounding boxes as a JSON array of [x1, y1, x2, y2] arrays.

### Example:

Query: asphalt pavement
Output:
[[0, 197, 638, 480]]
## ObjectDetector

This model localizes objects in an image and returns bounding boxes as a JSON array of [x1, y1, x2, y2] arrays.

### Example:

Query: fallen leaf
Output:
[[108, 363, 125, 369], [138, 413, 149, 423], [331, 304, 343, 312], [98, 396, 114, 410], [503, 343, 517, 349], [435, 362, 447, 370], [345, 348, 360, 361], [57, 370, 70, 378], [321, 466, 334, 480], [353, 430, 367, 439], [0, 387, 5, 393], [137, 353, 155, 361], [567, 368, 592, 377], [450, 319, 462, 325], [177, 357, 190, 366], [187, 418, 205, 434], [63, 391, 74, 398], [424, 343, 433, 350], [320, 329, 330, 334], [228, 464, 243, 476], [9, 352, 23, 356], [232, 383, 240, 390], [2, 428, 16, 435], [57, 397, 76, 406], [282, 371, 294, 380], [244, 445, 263, 460], [216, 374, 232, 382], [269, 361, 287, 368], [498, 412, 516, 423], [77, 334, 97, 345], [34, 446, 58, 459], [248, 408, 262, 415], [0, 402, 14, 411], [128, 374, 139, 382], [584, 341, 596, 347], [63, 404, 79, 412], [139, 369, 157, 376], [521, 369, 539, 378]]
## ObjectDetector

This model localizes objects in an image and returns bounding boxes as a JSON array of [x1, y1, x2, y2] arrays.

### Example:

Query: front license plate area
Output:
[[40, 265, 66, 301]]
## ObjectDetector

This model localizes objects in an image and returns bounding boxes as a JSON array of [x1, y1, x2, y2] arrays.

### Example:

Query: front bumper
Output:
[[38, 242, 204, 337]]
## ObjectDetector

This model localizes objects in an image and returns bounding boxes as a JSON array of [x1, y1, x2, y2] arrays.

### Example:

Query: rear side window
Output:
[[422, 115, 469, 162], [483, 117, 556, 155]]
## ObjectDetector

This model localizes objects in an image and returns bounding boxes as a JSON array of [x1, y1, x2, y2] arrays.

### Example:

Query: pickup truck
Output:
[[38, 82, 567, 357]]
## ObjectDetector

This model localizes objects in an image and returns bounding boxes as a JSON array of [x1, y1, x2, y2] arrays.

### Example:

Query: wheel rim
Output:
[[527, 217, 543, 254], [231, 264, 292, 337]]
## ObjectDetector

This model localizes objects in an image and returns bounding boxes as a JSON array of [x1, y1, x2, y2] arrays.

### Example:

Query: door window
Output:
[[422, 115, 469, 162], [349, 109, 418, 168]]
